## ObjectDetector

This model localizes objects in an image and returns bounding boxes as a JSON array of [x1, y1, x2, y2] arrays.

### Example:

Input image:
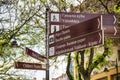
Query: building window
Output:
[[118, 50, 120, 61]]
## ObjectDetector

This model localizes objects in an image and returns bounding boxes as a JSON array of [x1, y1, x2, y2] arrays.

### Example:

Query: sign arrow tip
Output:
[[113, 15, 116, 24], [114, 26, 117, 35], [99, 32, 102, 43]]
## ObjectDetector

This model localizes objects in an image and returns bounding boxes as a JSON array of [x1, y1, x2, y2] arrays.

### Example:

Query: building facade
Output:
[[91, 47, 120, 80], [91, 66, 120, 80]]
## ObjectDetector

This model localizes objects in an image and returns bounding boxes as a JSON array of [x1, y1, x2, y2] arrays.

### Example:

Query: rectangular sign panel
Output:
[[15, 62, 46, 70], [25, 47, 46, 62], [49, 16, 102, 45], [49, 30, 104, 57], [49, 12, 117, 37]]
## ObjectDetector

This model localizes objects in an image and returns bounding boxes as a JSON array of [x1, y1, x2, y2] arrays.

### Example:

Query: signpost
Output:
[[14, 11, 119, 80], [49, 12, 118, 37], [15, 62, 46, 70], [25, 47, 47, 62]]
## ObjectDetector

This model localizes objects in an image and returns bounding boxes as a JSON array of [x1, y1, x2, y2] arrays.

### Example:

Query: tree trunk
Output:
[[84, 77, 90, 80], [66, 53, 74, 80], [74, 52, 82, 80], [83, 74, 90, 80]]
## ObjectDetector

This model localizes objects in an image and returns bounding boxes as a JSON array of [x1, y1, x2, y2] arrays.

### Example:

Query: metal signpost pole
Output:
[[46, 8, 49, 80]]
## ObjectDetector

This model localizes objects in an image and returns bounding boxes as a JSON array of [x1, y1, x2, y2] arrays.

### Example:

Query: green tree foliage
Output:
[[0, 0, 46, 79]]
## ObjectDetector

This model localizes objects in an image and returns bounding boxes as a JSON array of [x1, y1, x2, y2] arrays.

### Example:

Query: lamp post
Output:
[[104, 67, 109, 73], [11, 40, 18, 47], [103, 67, 109, 79]]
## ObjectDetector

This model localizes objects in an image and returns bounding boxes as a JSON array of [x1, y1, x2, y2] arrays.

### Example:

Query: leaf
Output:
[[114, 5, 120, 14]]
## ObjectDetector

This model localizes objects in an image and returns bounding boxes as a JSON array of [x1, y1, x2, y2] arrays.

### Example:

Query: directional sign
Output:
[[49, 16, 102, 45], [15, 62, 46, 70], [49, 30, 104, 57], [25, 47, 46, 62], [49, 12, 118, 37], [104, 26, 118, 37]]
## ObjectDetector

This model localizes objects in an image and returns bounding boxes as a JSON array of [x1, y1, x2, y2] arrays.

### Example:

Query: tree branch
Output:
[[116, 0, 120, 9], [89, 47, 109, 73], [79, 50, 85, 74], [76, 52, 82, 80], [87, 48, 94, 73], [98, 0, 110, 13], [66, 53, 74, 80], [9, 7, 41, 41]]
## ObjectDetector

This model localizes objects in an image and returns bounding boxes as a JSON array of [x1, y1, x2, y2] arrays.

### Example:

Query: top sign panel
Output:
[[49, 12, 116, 25], [49, 12, 98, 23]]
